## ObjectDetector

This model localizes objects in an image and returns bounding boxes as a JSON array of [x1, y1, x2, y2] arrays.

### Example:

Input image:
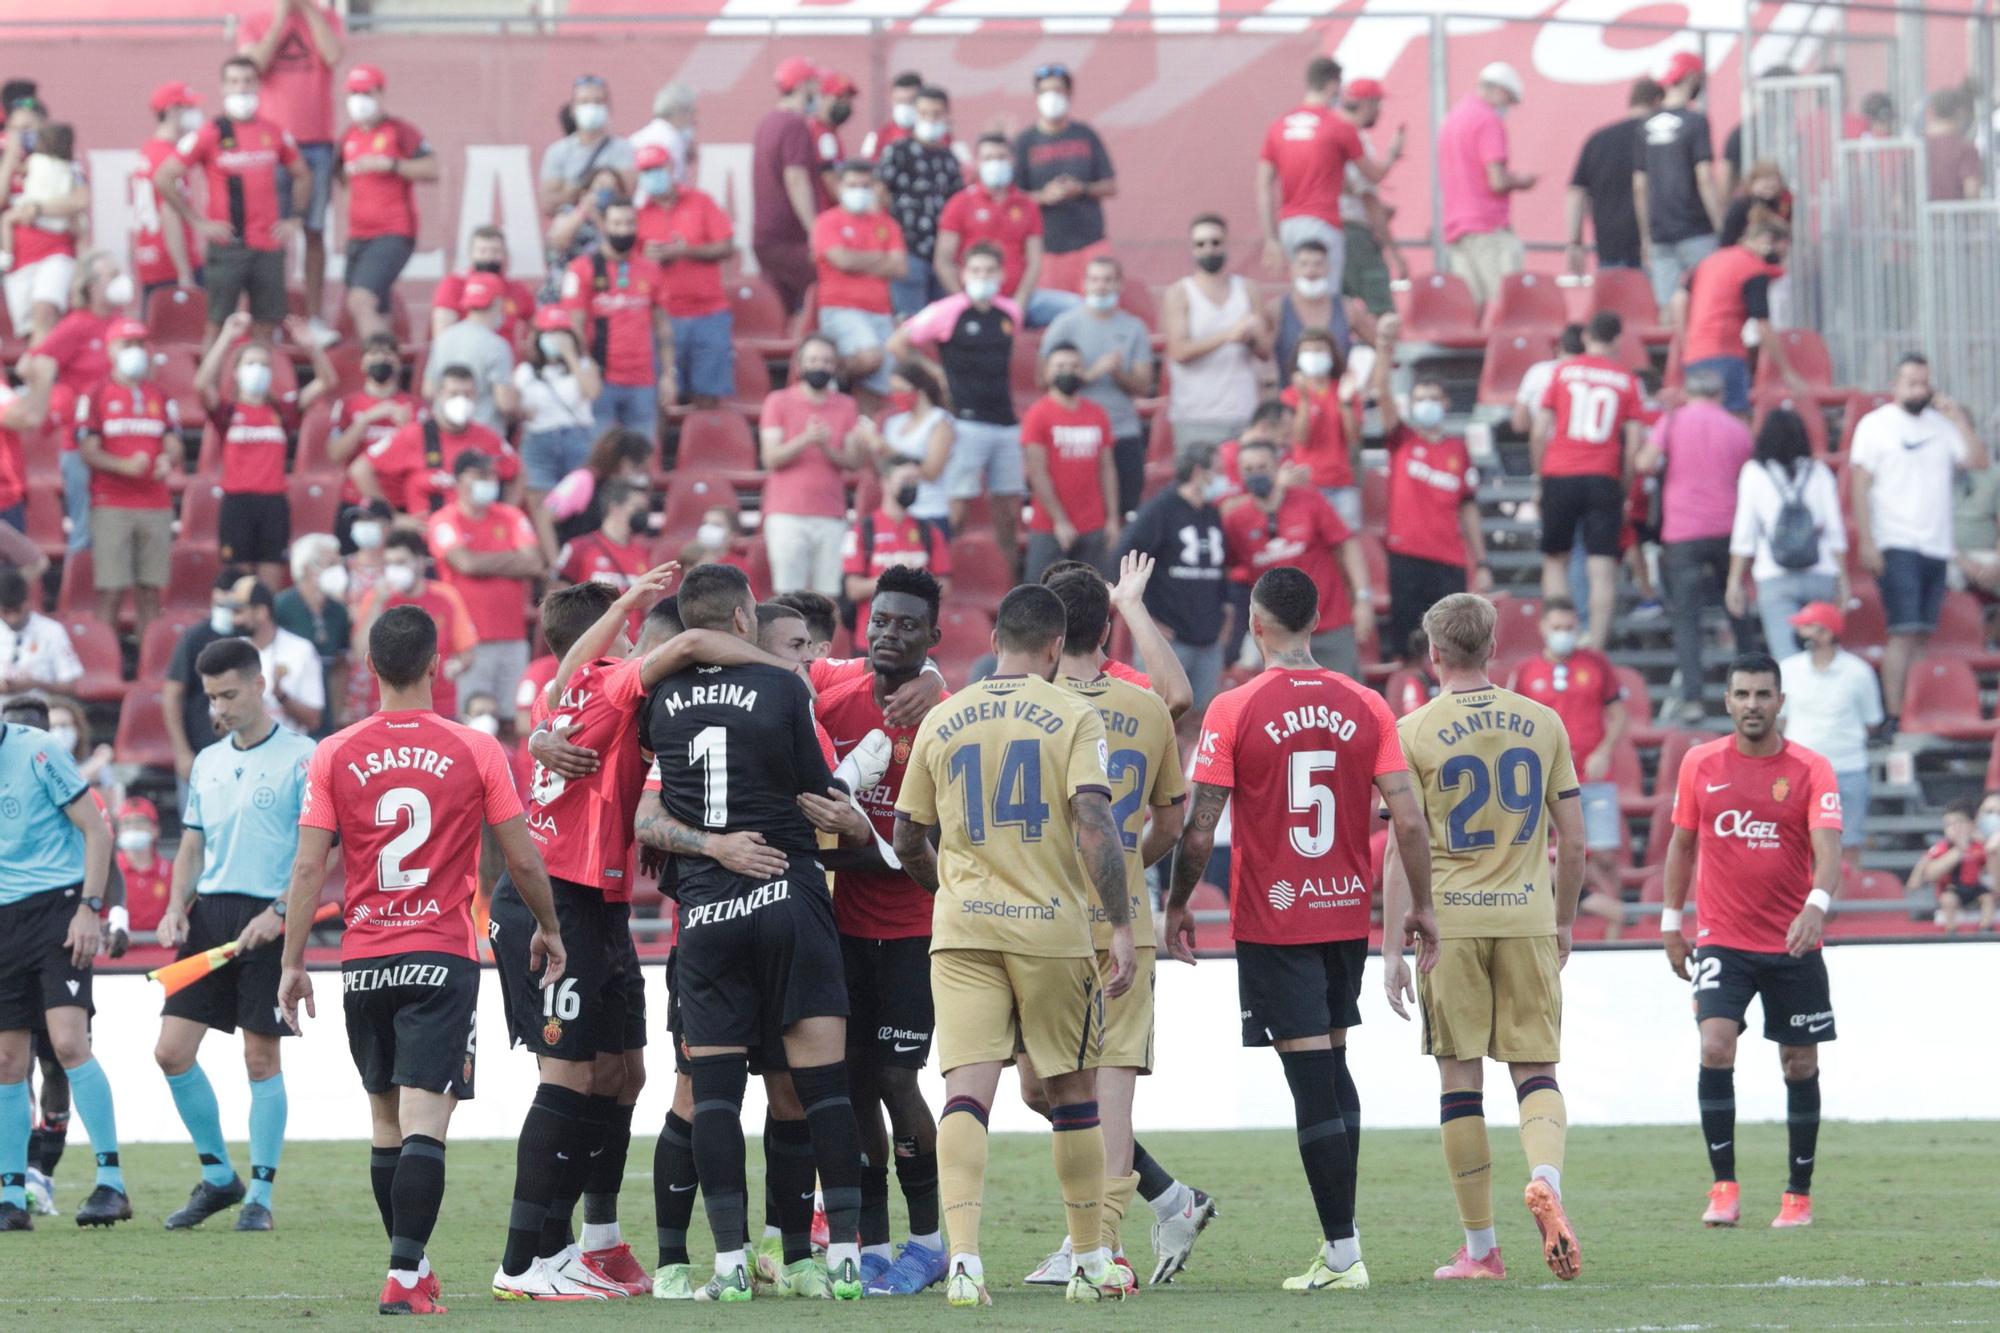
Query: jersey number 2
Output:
[[376, 787, 432, 890]]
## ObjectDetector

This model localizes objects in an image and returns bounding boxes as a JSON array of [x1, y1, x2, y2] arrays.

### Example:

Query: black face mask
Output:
[[1902, 394, 1933, 416], [1194, 252, 1227, 274], [1244, 473, 1275, 499], [1052, 372, 1084, 396], [605, 232, 637, 255], [895, 484, 920, 509], [472, 260, 503, 274], [827, 101, 853, 127], [800, 368, 836, 391], [366, 360, 397, 385], [1762, 248, 1784, 265]]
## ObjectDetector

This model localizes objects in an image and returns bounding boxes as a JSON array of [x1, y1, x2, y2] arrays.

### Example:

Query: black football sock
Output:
[[1785, 1074, 1820, 1195], [369, 1145, 400, 1238], [1332, 1045, 1362, 1182], [503, 1083, 589, 1277], [792, 1062, 865, 1262], [582, 1097, 634, 1232], [765, 1115, 817, 1263], [539, 1094, 607, 1258], [1278, 1048, 1354, 1242], [860, 1159, 892, 1248], [389, 1135, 446, 1277], [1698, 1066, 1737, 1183], [1130, 1139, 1174, 1203], [688, 1054, 750, 1259], [653, 1111, 699, 1267], [893, 1137, 940, 1237], [29, 1112, 67, 1176]]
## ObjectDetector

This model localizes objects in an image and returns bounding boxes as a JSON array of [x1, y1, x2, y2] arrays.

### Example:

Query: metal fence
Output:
[[1831, 136, 1926, 393], [1921, 200, 2000, 436], [1748, 74, 1842, 338]]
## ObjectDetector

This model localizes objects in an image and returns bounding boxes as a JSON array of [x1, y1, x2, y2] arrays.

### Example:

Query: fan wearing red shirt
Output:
[[936, 136, 1070, 326], [635, 145, 737, 407], [357, 366, 518, 516], [1661, 651, 1842, 1232], [360, 530, 479, 721], [133, 82, 205, 299], [1911, 802, 1994, 934], [337, 65, 436, 341], [1255, 56, 1396, 281], [556, 478, 652, 637], [1021, 343, 1118, 583], [1678, 214, 1803, 412], [810, 72, 859, 205], [1281, 329, 1361, 496], [432, 226, 539, 347], [115, 797, 174, 935], [279, 602, 566, 1318], [841, 459, 953, 628], [812, 162, 908, 393], [329, 334, 420, 505], [561, 200, 674, 440], [427, 452, 546, 729], [1163, 565, 1435, 1290], [76, 317, 182, 638]]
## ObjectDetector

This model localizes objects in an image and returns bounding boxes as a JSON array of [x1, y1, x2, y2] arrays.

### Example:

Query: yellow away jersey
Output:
[[1061, 672, 1188, 947], [898, 673, 1113, 957], [1397, 684, 1579, 939]]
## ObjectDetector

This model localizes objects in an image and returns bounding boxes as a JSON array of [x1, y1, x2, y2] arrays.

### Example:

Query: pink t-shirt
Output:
[[238, 3, 343, 144], [759, 384, 860, 519], [1438, 95, 1511, 242], [1653, 399, 1755, 544]]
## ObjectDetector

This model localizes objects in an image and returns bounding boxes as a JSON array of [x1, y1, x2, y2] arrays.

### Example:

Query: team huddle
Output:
[[0, 553, 1846, 1311]]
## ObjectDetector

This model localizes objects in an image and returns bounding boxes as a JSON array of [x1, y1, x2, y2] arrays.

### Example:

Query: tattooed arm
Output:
[[1073, 790, 1137, 998], [892, 815, 940, 893], [632, 788, 789, 880], [1163, 781, 1229, 964]]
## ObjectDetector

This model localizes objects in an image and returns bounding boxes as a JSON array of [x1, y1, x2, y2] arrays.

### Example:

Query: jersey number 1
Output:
[[690, 725, 729, 827]]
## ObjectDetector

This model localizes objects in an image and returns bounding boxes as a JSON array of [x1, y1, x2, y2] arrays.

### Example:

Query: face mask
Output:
[[1980, 813, 2000, 840], [347, 93, 379, 124], [892, 101, 918, 129], [827, 101, 853, 127], [963, 276, 1000, 304], [1544, 628, 1578, 658], [573, 101, 609, 132], [640, 167, 672, 196], [177, 107, 204, 136], [49, 724, 77, 753], [383, 563, 417, 594], [115, 346, 150, 381], [104, 273, 136, 308], [1052, 372, 1084, 396], [696, 521, 729, 550], [316, 564, 350, 599], [465, 713, 502, 737], [913, 117, 946, 144], [1195, 252, 1227, 274], [894, 483, 920, 509], [1294, 275, 1330, 299], [527, 335, 563, 364], [800, 367, 836, 391], [116, 829, 154, 854], [472, 259, 503, 275], [1203, 472, 1231, 501], [350, 519, 384, 550], [236, 362, 272, 399], [1037, 90, 1071, 121], [1410, 398, 1448, 431], [978, 158, 1013, 190], [840, 185, 876, 214], [605, 231, 637, 254], [1762, 248, 1784, 265], [365, 359, 398, 385], [439, 396, 473, 429], [1084, 291, 1118, 312], [1244, 473, 1275, 499], [209, 605, 236, 635], [224, 91, 259, 121], [1297, 351, 1334, 380], [469, 478, 501, 506], [1902, 394, 1932, 416]]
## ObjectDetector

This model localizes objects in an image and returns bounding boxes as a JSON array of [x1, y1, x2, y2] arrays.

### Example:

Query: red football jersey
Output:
[[131, 137, 200, 287], [819, 673, 942, 940], [1021, 395, 1114, 534], [340, 116, 429, 240], [119, 851, 173, 934], [329, 390, 421, 505], [1259, 103, 1365, 224], [1104, 658, 1152, 690], [1510, 650, 1623, 766], [179, 115, 300, 251], [808, 656, 871, 694], [77, 379, 175, 509], [209, 397, 299, 495], [1384, 424, 1477, 568], [561, 253, 670, 387], [302, 709, 523, 961], [1671, 736, 1842, 953], [1537, 354, 1642, 479], [435, 271, 539, 345], [1220, 489, 1354, 632], [1189, 667, 1405, 945], [525, 656, 649, 900]]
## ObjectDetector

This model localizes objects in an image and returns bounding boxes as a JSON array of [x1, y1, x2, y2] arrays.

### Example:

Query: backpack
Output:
[[1767, 461, 1821, 571]]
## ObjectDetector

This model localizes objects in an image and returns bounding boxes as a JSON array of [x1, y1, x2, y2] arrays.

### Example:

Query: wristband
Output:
[[107, 905, 129, 934], [1659, 907, 1683, 932], [1805, 888, 1832, 913]]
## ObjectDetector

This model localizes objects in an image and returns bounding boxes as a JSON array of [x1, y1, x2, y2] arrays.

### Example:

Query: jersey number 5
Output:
[[376, 787, 432, 890], [1288, 750, 1338, 857]]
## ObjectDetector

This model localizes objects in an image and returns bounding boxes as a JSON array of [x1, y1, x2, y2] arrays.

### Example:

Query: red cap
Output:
[[1661, 51, 1704, 86], [819, 71, 858, 98], [1788, 601, 1845, 635], [118, 796, 160, 824], [774, 57, 820, 94], [533, 304, 574, 333], [106, 317, 150, 344], [1346, 78, 1386, 101], [634, 143, 672, 171], [346, 64, 388, 94], [150, 81, 199, 115], [458, 272, 504, 311]]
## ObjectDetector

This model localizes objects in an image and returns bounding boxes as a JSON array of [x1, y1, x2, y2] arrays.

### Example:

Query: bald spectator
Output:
[[1438, 62, 1534, 305], [752, 58, 822, 314]]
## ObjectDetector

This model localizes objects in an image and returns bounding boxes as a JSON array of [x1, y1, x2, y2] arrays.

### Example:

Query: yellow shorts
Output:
[[1418, 934, 1562, 1063], [931, 948, 1100, 1076], [1095, 947, 1155, 1073]]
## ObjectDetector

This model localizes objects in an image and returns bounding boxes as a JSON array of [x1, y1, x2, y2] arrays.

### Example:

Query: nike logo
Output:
[[1709, 1141, 1732, 1151], [1705, 782, 1729, 792], [800, 1191, 816, 1201], [556, 1152, 570, 1161], [893, 1042, 923, 1052], [1807, 1020, 1832, 1033], [1900, 439, 1926, 450], [669, 1182, 696, 1193], [1794, 1156, 1814, 1166]]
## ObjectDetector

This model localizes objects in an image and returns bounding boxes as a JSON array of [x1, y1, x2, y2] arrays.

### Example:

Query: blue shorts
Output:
[[817, 305, 894, 393], [943, 417, 1025, 499], [1880, 547, 1948, 633], [1578, 782, 1621, 852], [278, 141, 338, 234], [673, 309, 735, 401], [522, 424, 595, 494], [1686, 355, 1751, 413], [1835, 769, 1869, 851]]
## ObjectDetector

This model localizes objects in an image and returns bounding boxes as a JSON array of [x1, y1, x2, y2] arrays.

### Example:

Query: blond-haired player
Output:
[[1382, 592, 1586, 1282]]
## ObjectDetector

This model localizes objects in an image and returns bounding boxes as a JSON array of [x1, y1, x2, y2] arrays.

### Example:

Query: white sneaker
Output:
[[1149, 1187, 1218, 1285], [1023, 1235, 1074, 1286], [834, 728, 894, 793], [552, 1244, 632, 1297], [491, 1256, 612, 1301], [303, 317, 340, 349], [24, 1168, 56, 1216]]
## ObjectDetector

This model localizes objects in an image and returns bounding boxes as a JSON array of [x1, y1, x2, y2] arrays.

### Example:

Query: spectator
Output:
[[876, 360, 953, 528], [0, 121, 75, 280], [812, 160, 907, 395], [1717, 159, 1791, 248], [1849, 355, 1988, 729], [0, 94, 86, 341], [538, 74, 634, 219], [155, 56, 306, 350], [1256, 56, 1394, 311], [842, 456, 952, 628], [163, 570, 255, 788], [679, 503, 752, 572], [426, 451, 544, 729], [1337, 77, 1407, 322], [1953, 434, 2000, 598], [0, 565, 80, 693], [1860, 90, 1897, 138], [1281, 326, 1360, 524], [131, 82, 205, 303], [328, 333, 420, 507], [1015, 61, 1119, 294], [273, 531, 350, 735], [555, 476, 651, 593], [1675, 213, 1801, 412], [113, 796, 171, 935], [45, 692, 117, 799], [1925, 87, 1982, 202], [0, 357, 51, 544], [545, 426, 653, 551], [1221, 436, 1372, 675], [631, 80, 697, 183], [1777, 601, 1881, 866], [759, 333, 872, 594], [1566, 77, 1661, 274], [887, 244, 1026, 569], [237, 0, 342, 342], [355, 529, 476, 718], [76, 315, 180, 640], [234, 578, 325, 735], [1910, 800, 1992, 934], [878, 84, 962, 318], [1511, 323, 1583, 437], [635, 143, 734, 408], [336, 64, 436, 341], [561, 194, 673, 437], [1717, 62, 1794, 198], [751, 58, 823, 315], [1043, 254, 1154, 518], [425, 272, 519, 433], [1437, 62, 1534, 305], [936, 134, 1075, 327], [1161, 212, 1268, 455], [430, 225, 537, 345], [355, 362, 520, 515], [809, 71, 858, 203], [1635, 363, 1756, 721], [1634, 51, 1724, 308], [514, 306, 601, 558], [861, 70, 924, 161], [1212, 397, 1291, 500], [1021, 341, 1119, 582], [1270, 238, 1347, 384], [23, 250, 132, 553], [1508, 596, 1630, 937], [546, 163, 632, 280], [1116, 446, 1229, 710], [1726, 406, 1846, 657], [1373, 314, 1490, 655], [196, 310, 336, 589]]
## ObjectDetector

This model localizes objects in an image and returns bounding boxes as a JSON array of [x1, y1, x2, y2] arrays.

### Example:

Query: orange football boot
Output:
[[1524, 1180, 1580, 1280], [1772, 1192, 1813, 1228], [1702, 1181, 1741, 1227]]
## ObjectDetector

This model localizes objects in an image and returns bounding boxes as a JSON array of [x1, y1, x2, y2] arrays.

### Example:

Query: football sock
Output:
[[1331, 1045, 1362, 1180], [29, 1109, 68, 1175], [1049, 1101, 1106, 1255], [164, 1065, 235, 1187], [1439, 1089, 1494, 1243], [1516, 1074, 1567, 1186], [653, 1111, 698, 1267], [581, 1097, 634, 1249], [893, 1136, 941, 1237], [1785, 1073, 1821, 1194], [64, 1058, 123, 1191], [1698, 1066, 1737, 1183], [1131, 1139, 1176, 1204], [688, 1054, 750, 1259], [764, 1115, 817, 1263], [504, 1083, 589, 1276], [1102, 1170, 1138, 1252], [540, 1093, 606, 1257], [1279, 1048, 1354, 1242], [793, 1062, 866, 1270], [860, 1159, 892, 1248], [246, 1072, 286, 1207], [0, 1079, 29, 1208], [937, 1096, 989, 1257], [369, 1145, 399, 1236], [389, 1135, 446, 1277]]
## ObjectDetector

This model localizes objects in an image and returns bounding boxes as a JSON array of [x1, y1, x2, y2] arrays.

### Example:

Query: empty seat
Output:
[[1383, 668, 1432, 718], [180, 480, 224, 546], [933, 607, 996, 686], [292, 400, 336, 475], [1900, 658, 1997, 739], [677, 407, 765, 484], [1488, 593, 1544, 662], [1838, 390, 1892, 455], [1613, 663, 1667, 747], [63, 617, 125, 701], [1586, 267, 1669, 344], [1754, 328, 1837, 393], [161, 546, 222, 613], [655, 470, 743, 551], [137, 614, 199, 681], [145, 286, 209, 346], [1474, 332, 1547, 407], [1928, 590, 2000, 668], [113, 691, 177, 771], [289, 473, 342, 539], [1397, 273, 1484, 347], [1483, 271, 1567, 333], [725, 351, 775, 424], [729, 275, 799, 362], [947, 530, 1015, 610]]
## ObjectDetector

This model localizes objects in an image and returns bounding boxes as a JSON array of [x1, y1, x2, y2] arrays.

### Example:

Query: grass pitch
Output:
[[8, 1120, 1995, 1330]]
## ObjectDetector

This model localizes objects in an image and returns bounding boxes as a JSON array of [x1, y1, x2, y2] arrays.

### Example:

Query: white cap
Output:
[[1478, 61, 1525, 103]]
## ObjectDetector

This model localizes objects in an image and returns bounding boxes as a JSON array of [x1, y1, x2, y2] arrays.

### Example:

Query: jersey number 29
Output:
[[1438, 747, 1544, 852]]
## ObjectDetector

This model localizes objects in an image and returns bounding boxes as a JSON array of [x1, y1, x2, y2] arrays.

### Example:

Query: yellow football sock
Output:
[[937, 1098, 990, 1257], [1101, 1170, 1139, 1252], [1440, 1089, 1493, 1230], [1517, 1080, 1568, 1178], [1050, 1104, 1106, 1255]]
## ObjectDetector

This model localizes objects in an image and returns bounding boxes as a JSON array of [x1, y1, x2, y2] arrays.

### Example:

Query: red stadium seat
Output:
[[1586, 267, 1669, 345], [1651, 729, 1703, 804], [1482, 271, 1567, 333], [677, 408, 765, 486], [1355, 533, 1388, 614], [1360, 466, 1388, 530], [655, 470, 743, 551], [1383, 668, 1432, 717], [145, 286, 208, 346], [24, 485, 67, 561], [180, 479, 224, 547], [1929, 590, 2000, 668], [1754, 328, 1838, 393], [113, 691, 177, 771], [729, 275, 799, 362], [293, 400, 336, 474], [1609, 330, 1652, 375], [1606, 736, 1651, 817], [56, 550, 97, 620], [1841, 579, 1886, 656], [63, 616, 126, 701], [947, 530, 1015, 611], [289, 472, 343, 539], [1899, 658, 1997, 739], [1750, 389, 1829, 456], [1488, 593, 1543, 662], [933, 606, 995, 686], [1837, 390, 1892, 455], [1639, 790, 1677, 870], [1145, 410, 1175, 465], [149, 345, 206, 430], [162, 546, 222, 614], [137, 614, 199, 681], [1845, 868, 1907, 901], [1612, 664, 1666, 747], [725, 351, 775, 425], [1396, 273, 1484, 347], [1474, 332, 1546, 407], [1118, 279, 1158, 330]]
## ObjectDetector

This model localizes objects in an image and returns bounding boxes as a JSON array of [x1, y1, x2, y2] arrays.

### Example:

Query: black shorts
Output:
[[218, 492, 292, 567], [841, 933, 934, 1069], [1538, 474, 1625, 558], [341, 952, 481, 1099], [1386, 551, 1468, 660], [674, 854, 847, 1054], [345, 235, 416, 307], [160, 893, 289, 1036], [1691, 944, 1836, 1045], [664, 945, 691, 1075], [205, 243, 287, 326], [492, 875, 646, 1061], [1237, 937, 1368, 1047], [0, 886, 93, 1031]]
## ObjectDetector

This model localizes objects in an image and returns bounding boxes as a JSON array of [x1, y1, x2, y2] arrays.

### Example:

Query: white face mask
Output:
[[840, 185, 876, 214], [439, 396, 473, 429], [1084, 291, 1119, 312], [49, 724, 77, 753], [978, 158, 1013, 190], [179, 107, 205, 136], [1297, 350, 1334, 380], [103, 273, 136, 308], [316, 564, 350, 599], [892, 102, 918, 130], [115, 346, 150, 381], [383, 563, 418, 594], [1293, 275, 1331, 300], [913, 117, 947, 144], [1037, 90, 1071, 121], [573, 101, 609, 132], [964, 275, 1000, 304], [469, 478, 501, 507], [346, 93, 380, 124], [538, 333, 567, 361], [696, 521, 729, 550], [236, 362, 272, 399], [1544, 628, 1578, 658], [466, 713, 501, 737], [349, 519, 384, 550], [1409, 398, 1447, 431], [223, 90, 259, 121], [117, 828, 155, 854], [209, 605, 237, 635]]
